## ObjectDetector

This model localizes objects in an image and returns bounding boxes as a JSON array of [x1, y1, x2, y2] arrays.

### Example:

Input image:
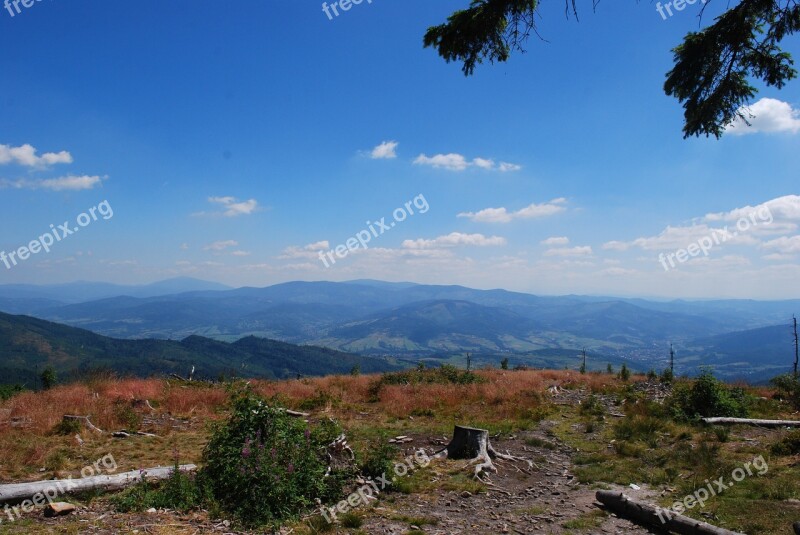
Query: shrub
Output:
[[40, 366, 57, 390], [359, 437, 399, 480], [368, 364, 485, 399], [660, 367, 674, 384], [500, 358, 509, 370], [668, 370, 748, 420], [618, 364, 630, 382], [770, 374, 800, 409], [112, 461, 206, 513], [647, 369, 657, 381], [199, 387, 348, 527], [771, 430, 800, 456], [0, 384, 25, 401]]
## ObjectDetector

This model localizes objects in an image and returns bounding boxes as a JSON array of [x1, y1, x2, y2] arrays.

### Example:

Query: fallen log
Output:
[[0, 464, 196, 505], [434, 425, 531, 479], [701, 417, 800, 428], [596, 491, 744, 535]]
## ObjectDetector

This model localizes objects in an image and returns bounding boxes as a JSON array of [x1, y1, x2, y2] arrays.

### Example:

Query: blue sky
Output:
[[1, 0, 798, 299]]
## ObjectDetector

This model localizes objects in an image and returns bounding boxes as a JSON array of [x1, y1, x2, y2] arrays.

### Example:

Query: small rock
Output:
[[44, 502, 76, 517], [146, 508, 157, 513], [461, 491, 472, 498]]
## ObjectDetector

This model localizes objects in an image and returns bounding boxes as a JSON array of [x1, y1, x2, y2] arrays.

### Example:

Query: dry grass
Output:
[[0, 370, 780, 483]]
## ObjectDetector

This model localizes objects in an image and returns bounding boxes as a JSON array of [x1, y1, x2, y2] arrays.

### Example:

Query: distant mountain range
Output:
[[0, 279, 797, 383], [0, 311, 400, 387]]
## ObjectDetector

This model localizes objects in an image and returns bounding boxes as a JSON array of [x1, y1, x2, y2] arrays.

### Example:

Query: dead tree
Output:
[[793, 315, 798, 379], [700, 417, 800, 428], [596, 491, 744, 535], [0, 465, 196, 505], [434, 425, 530, 479]]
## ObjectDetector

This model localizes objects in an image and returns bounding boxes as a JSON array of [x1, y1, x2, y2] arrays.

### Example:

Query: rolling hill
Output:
[[0, 311, 400, 387]]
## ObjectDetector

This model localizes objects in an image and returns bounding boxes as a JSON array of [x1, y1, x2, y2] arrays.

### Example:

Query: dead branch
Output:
[[63, 415, 103, 434], [596, 491, 744, 535], [701, 417, 800, 428]]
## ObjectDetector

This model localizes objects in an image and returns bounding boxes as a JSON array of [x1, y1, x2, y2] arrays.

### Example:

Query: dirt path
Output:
[[356, 417, 659, 535]]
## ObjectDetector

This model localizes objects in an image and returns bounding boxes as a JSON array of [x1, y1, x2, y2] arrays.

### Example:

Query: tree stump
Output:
[[435, 425, 529, 479]]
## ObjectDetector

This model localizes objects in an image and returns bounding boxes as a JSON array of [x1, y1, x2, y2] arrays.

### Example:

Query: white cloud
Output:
[[0, 143, 73, 168], [414, 153, 521, 172], [541, 236, 569, 246], [762, 235, 800, 254], [606, 195, 800, 254], [402, 232, 507, 249], [370, 141, 398, 159], [204, 240, 238, 251], [414, 153, 470, 171], [726, 98, 800, 135], [203, 196, 259, 217], [498, 162, 522, 172], [472, 158, 494, 169], [458, 198, 567, 223], [544, 246, 592, 257], [231, 250, 252, 257], [279, 241, 330, 260], [0, 175, 104, 191]]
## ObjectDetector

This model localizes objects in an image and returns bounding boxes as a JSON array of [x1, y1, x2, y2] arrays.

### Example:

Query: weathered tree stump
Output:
[[596, 491, 744, 535], [434, 425, 529, 479]]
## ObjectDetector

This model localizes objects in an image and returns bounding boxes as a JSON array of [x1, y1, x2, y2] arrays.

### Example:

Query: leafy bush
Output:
[[618, 364, 630, 381], [0, 384, 25, 401], [40, 366, 57, 390], [359, 436, 399, 480], [771, 430, 800, 456], [368, 364, 484, 399], [647, 369, 657, 381], [199, 388, 348, 527], [660, 367, 674, 384], [770, 374, 800, 409], [668, 370, 748, 420], [112, 461, 206, 512]]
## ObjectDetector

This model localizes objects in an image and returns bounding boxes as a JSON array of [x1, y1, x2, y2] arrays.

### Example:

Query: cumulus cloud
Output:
[[726, 98, 800, 135], [279, 241, 330, 260], [544, 246, 592, 257], [0, 175, 104, 191], [402, 232, 506, 249], [0, 143, 73, 168], [204, 240, 238, 251], [458, 198, 567, 223], [414, 153, 521, 172], [603, 195, 799, 253], [541, 236, 569, 246], [762, 235, 800, 254], [198, 196, 259, 217], [370, 141, 398, 159]]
